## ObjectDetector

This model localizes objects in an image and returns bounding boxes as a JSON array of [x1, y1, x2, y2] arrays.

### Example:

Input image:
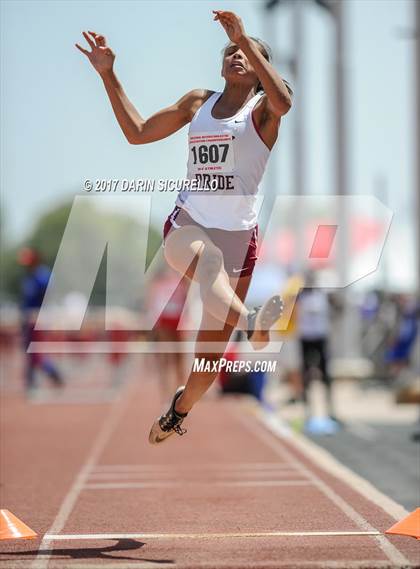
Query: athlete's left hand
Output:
[[213, 10, 246, 44]]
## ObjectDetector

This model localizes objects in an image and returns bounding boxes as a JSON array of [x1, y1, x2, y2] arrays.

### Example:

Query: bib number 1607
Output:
[[191, 143, 229, 165]]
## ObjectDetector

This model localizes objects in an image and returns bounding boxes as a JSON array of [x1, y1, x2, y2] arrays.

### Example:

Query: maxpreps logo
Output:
[[29, 194, 392, 353], [193, 358, 277, 374]]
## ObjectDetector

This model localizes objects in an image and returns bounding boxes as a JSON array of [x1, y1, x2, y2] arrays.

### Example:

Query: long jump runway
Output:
[[1, 355, 419, 568]]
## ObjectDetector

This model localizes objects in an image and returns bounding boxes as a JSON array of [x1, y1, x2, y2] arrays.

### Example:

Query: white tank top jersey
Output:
[[175, 91, 270, 231]]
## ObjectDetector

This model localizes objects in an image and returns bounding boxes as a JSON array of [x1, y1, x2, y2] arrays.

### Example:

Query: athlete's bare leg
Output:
[[149, 228, 282, 443], [173, 349, 185, 389], [164, 225, 250, 330], [152, 328, 183, 402], [174, 275, 251, 414]]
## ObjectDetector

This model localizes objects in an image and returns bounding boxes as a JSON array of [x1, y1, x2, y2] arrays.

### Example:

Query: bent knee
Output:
[[196, 248, 224, 282], [164, 241, 199, 279], [165, 250, 197, 280]]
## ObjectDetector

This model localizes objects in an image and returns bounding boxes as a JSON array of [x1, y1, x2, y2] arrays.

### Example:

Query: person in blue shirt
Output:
[[385, 294, 419, 376], [18, 248, 63, 393]]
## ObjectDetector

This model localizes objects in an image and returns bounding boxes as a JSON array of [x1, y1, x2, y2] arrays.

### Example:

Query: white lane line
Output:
[[30, 565, 161, 569], [31, 382, 133, 569], [45, 530, 382, 540], [87, 470, 304, 480], [83, 480, 313, 489], [236, 409, 410, 568], [27, 563, 416, 569], [91, 462, 293, 471], [28, 562, 415, 569]]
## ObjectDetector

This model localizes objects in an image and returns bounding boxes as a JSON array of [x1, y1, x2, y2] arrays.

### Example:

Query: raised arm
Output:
[[213, 12, 292, 117], [76, 31, 210, 144]]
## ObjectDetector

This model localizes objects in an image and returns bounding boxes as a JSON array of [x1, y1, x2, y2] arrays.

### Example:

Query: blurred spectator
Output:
[[360, 290, 398, 378], [385, 295, 419, 378], [360, 291, 419, 381], [18, 247, 63, 394], [296, 271, 340, 423]]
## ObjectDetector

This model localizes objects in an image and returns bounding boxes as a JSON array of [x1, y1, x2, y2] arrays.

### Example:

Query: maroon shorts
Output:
[[163, 206, 258, 278]]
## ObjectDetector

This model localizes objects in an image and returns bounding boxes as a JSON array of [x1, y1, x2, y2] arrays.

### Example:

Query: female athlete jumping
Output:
[[76, 10, 292, 444]]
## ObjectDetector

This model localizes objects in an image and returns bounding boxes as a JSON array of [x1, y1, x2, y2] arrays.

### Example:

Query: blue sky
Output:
[[1, 0, 416, 289]]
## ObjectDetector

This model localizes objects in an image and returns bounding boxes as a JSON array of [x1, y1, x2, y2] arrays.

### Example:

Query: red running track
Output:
[[1, 354, 419, 568]]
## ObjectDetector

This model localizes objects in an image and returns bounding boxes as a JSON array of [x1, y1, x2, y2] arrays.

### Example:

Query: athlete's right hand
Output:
[[75, 31, 115, 75]]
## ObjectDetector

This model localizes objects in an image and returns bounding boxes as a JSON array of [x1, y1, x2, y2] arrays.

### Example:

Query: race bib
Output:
[[188, 132, 235, 174]]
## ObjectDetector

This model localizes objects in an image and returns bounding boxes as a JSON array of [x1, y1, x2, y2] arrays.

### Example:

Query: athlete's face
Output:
[[221, 42, 261, 88]]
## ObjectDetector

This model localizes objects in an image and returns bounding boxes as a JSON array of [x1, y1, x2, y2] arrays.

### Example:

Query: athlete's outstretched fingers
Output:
[[213, 10, 229, 24], [75, 43, 90, 56], [217, 15, 232, 33], [87, 31, 99, 45], [82, 31, 95, 49], [88, 31, 106, 46], [213, 10, 229, 21]]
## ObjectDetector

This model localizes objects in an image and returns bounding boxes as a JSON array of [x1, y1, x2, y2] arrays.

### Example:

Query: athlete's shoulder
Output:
[[178, 89, 216, 121], [183, 88, 215, 103]]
